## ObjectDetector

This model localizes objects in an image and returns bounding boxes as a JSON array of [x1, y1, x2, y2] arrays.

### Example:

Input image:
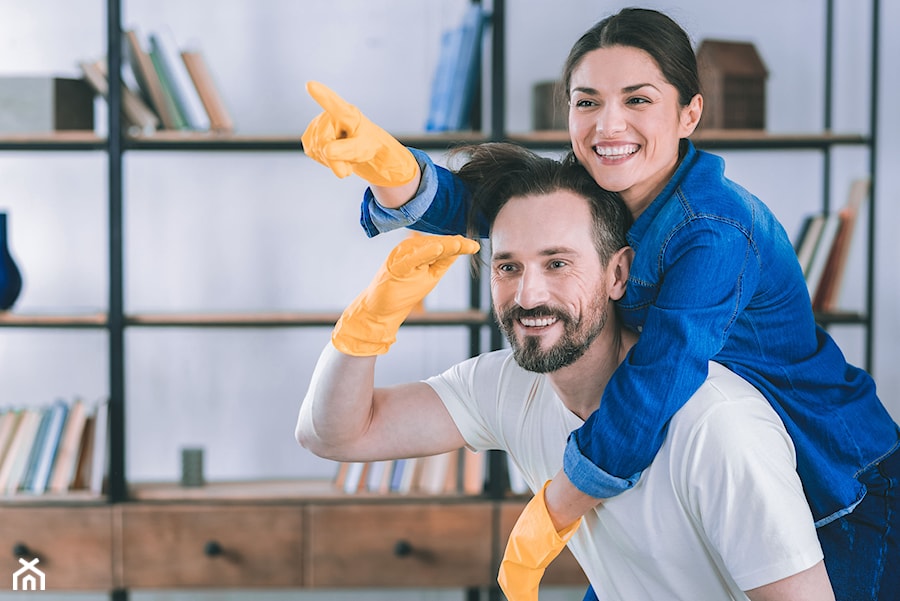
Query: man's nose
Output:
[[514, 269, 551, 309]]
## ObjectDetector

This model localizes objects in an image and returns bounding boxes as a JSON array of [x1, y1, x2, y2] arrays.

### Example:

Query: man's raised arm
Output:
[[296, 234, 480, 462]]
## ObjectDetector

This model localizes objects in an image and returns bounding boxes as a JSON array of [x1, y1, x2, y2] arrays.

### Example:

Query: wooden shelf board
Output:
[[0, 131, 105, 150], [0, 489, 106, 505], [126, 309, 490, 328], [129, 479, 479, 503], [0, 311, 108, 327]]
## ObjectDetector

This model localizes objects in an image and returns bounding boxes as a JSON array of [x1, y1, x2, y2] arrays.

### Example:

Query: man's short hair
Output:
[[451, 143, 631, 264]]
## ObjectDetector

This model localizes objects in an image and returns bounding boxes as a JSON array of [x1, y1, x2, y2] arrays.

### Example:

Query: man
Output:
[[296, 143, 833, 600]]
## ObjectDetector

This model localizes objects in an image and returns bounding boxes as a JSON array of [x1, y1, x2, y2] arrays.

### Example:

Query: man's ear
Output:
[[607, 246, 633, 301]]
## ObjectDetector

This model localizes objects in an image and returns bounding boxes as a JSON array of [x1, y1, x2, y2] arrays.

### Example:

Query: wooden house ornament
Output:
[[697, 39, 768, 130]]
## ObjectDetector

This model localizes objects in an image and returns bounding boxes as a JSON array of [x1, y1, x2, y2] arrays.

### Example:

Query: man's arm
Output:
[[296, 343, 466, 462]]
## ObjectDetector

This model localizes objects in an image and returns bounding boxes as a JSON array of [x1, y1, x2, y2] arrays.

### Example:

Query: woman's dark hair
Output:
[[562, 8, 700, 107], [449, 142, 631, 265]]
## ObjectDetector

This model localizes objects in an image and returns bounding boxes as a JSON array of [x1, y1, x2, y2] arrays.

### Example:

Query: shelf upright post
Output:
[[106, 0, 127, 506], [865, 0, 879, 372], [488, 0, 505, 142], [822, 0, 833, 214]]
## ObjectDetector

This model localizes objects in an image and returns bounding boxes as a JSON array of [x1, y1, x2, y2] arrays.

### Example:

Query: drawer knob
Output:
[[12, 543, 30, 558], [204, 540, 223, 557], [393, 539, 413, 557]]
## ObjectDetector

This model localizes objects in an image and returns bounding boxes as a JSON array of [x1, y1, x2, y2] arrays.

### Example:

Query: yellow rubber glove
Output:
[[333, 234, 480, 356], [498, 481, 582, 601], [301, 81, 419, 187]]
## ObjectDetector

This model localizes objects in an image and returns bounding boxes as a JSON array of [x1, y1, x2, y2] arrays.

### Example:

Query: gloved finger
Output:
[[306, 81, 362, 138], [390, 236, 478, 277]]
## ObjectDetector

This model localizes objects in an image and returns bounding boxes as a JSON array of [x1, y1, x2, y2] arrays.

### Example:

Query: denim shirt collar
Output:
[[627, 139, 698, 249]]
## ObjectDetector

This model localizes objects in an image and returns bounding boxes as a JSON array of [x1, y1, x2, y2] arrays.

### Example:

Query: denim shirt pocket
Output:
[[618, 275, 656, 333]]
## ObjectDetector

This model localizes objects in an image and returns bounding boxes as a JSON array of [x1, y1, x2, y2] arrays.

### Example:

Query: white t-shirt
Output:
[[426, 351, 823, 600]]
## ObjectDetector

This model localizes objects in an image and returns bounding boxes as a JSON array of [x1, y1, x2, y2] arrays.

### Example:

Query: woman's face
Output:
[[567, 45, 702, 218]]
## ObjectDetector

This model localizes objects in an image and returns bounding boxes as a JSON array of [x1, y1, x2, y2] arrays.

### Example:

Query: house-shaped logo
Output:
[[12, 557, 45, 591]]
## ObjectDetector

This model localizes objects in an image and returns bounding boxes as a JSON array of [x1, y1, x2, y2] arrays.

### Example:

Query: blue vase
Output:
[[0, 212, 22, 310]]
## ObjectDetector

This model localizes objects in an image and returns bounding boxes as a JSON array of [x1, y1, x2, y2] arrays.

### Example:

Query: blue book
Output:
[[27, 399, 69, 494], [446, 4, 485, 131], [425, 28, 463, 132]]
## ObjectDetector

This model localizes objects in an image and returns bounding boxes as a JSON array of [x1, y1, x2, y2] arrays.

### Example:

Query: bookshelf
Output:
[[0, 0, 882, 598]]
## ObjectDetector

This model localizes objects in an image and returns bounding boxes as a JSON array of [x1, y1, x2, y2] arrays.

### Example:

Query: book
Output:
[[812, 178, 870, 312], [148, 48, 189, 130], [445, 4, 485, 131], [26, 399, 69, 494], [0, 409, 41, 494], [803, 211, 841, 303], [149, 29, 211, 131], [124, 29, 180, 130], [48, 398, 88, 493], [90, 398, 110, 495], [794, 213, 827, 277], [79, 58, 160, 135], [181, 49, 234, 133], [341, 461, 368, 494], [20, 404, 53, 492], [417, 451, 454, 494], [0, 76, 94, 133], [424, 4, 485, 132], [0, 410, 22, 467], [71, 413, 96, 490]]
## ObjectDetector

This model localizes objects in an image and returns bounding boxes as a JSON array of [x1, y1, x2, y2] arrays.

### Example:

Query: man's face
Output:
[[490, 191, 610, 373]]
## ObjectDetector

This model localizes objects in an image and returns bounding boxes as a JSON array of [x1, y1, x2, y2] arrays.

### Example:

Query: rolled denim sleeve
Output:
[[564, 433, 641, 497], [360, 148, 438, 237], [360, 148, 474, 238]]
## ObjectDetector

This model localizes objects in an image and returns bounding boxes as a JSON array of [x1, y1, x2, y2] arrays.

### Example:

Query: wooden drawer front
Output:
[[500, 502, 588, 586], [307, 502, 493, 588], [120, 505, 303, 588], [0, 506, 113, 590]]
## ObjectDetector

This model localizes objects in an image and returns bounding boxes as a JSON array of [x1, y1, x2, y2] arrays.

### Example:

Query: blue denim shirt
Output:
[[361, 142, 899, 525]]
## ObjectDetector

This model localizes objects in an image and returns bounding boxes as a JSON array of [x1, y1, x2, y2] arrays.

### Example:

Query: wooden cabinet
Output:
[[118, 504, 303, 588], [498, 501, 588, 587], [0, 506, 114, 591], [306, 501, 493, 588]]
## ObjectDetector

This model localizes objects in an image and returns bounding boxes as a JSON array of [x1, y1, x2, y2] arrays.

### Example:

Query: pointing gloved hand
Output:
[[301, 81, 419, 187], [332, 234, 480, 356], [498, 480, 582, 601]]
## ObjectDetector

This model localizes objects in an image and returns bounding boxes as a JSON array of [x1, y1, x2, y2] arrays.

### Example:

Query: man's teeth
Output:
[[520, 316, 558, 327], [595, 144, 638, 157]]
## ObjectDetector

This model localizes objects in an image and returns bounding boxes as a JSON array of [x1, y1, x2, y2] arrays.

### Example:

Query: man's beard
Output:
[[497, 298, 608, 373]]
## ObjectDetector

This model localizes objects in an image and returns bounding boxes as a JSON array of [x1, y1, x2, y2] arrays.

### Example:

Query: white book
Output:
[[149, 28, 210, 131], [89, 399, 110, 495]]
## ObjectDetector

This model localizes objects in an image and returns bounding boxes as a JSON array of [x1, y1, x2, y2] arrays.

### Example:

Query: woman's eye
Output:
[[626, 97, 650, 105], [572, 98, 596, 108]]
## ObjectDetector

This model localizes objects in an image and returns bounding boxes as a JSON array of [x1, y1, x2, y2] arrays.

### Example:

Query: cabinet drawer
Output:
[[500, 501, 588, 586], [119, 504, 303, 588], [307, 502, 493, 588], [0, 506, 113, 590]]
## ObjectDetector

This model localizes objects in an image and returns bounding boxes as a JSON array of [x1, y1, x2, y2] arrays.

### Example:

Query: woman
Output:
[[301, 8, 898, 599]]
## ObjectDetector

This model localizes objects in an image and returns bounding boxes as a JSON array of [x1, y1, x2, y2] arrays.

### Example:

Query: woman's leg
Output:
[[817, 447, 899, 601]]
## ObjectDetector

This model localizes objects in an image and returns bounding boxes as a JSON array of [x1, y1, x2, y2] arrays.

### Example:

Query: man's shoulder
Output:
[[669, 362, 787, 448]]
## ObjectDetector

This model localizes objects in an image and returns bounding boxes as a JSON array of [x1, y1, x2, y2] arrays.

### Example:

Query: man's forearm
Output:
[[544, 470, 602, 531], [296, 342, 378, 459]]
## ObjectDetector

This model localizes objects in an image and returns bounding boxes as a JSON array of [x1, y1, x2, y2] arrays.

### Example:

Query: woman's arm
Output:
[[564, 219, 759, 497]]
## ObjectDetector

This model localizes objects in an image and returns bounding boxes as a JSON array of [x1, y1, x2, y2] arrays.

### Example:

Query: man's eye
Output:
[[549, 260, 566, 269]]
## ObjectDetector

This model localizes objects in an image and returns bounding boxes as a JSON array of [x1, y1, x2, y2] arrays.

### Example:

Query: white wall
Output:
[[0, 0, 896, 598]]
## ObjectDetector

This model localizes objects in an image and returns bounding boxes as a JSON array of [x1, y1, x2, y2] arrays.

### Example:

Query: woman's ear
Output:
[[679, 93, 703, 137], [607, 246, 634, 301]]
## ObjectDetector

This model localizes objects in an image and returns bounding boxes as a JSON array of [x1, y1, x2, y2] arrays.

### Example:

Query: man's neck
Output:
[[547, 325, 638, 421]]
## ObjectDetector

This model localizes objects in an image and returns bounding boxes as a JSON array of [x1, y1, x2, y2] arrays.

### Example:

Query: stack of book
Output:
[[0, 397, 109, 497], [794, 178, 870, 313], [333, 448, 486, 496], [79, 27, 233, 136]]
